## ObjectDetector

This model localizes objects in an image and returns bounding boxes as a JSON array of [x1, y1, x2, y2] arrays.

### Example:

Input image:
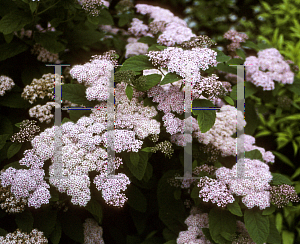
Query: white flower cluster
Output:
[[29, 101, 56, 123], [14, 28, 33, 39], [0, 75, 15, 96], [83, 218, 105, 244], [125, 38, 149, 58], [31, 44, 61, 64], [0, 229, 48, 243], [177, 206, 212, 244], [245, 48, 294, 90], [22, 73, 56, 104], [216, 158, 273, 210]]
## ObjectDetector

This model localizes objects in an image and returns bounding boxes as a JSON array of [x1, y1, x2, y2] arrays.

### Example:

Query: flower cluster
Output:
[[128, 18, 151, 37], [31, 44, 61, 64], [216, 158, 273, 210], [180, 35, 217, 49], [269, 184, 300, 208], [147, 46, 218, 86], [223, 29, 248, 52], [83, 218, 105, 244], [11, 120, 40, 143], [0, 167, 51, 209], [14, 28, 32, 39], [0, 229, 48, 243], [29, 102, 56, 123], [0, 75, 15, 96], [150, 140, 174, 159], [177, 206, 212, 244], [193, 164, 217, 175], [70, 51, 117, 102], [35, 22, 56, 33], [78, 0, 110, 16], [125, 38, 149, 58], [232, 220, 261, 244], [22, 73, 57, 104], [244, 48, 294, 90]]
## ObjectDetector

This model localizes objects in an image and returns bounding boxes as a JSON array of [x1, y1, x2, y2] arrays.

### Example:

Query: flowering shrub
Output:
[[0, 0, 299, 244]]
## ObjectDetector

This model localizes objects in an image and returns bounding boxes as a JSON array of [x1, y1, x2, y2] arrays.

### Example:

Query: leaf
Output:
[[127, 184, 147, 212], [7, 143, 22, 159], [164, 241, 176, 244], [68, 29, 104, 47], [217, 63, 237, 74], [271, 173, 293, 186], [267, 216, 281, 244], [61, 117, 72, 124], [0, 228, 7, 236], [227, 58, 244, 65], [69, 110, 91, 123], [235, 49, 246, 59], [0, 40, 28, 62], [130, 208, 147, 235], [202, 228, 217, 244], [141, 147, 153, 152], [281, 230, 294, 244], [0, 134, 9, 150], [192, 99, 216, 115], [138, 36, 157, 45], [34, 209, 57, 238], [4, 32, 14, 43], [3, 161, 27, 170], [245, 81, 258, 98], [34, 32, 65, 53], [0, 92, 31, 108], [173, 188, 181, 200], [130, 152, 140, 167], [61, 84, 94, 107], [271, 151, 295, 168], [275, 212, 283, 233], [0, 10, 31, 35], [118, 14, 131, 27], [245, 149, 264, 162], [142, 162, 153, 182], [230, 84, 237, 100], [191, 186, 200, 199], [120, 55, 154, 74], [126, 84, 133, 101], [50, 219, 62, 244], [245, 98, 260, 135], [160, 72, 181, 85], [60, 211, 84, 243], [98, 9, 114, 25], [126, 151, 148, 180], [193, 101, 216, 133], [15, 209, 34, 233], [262, 204, 276, 215], [291, 167, 300, 180], [243, 41, 259, 51], [244, 208, 269, 244], [223, 96, 234, 105], [85, 198, 103, 224], [286, 77, 300, 96], [216, 51, 231, 62], [87, 15, 100, 25], [227, 199, 243, 217], [209, 208, 236, 244], [29, 1, 38, 13], [138, 74, 162, 91]]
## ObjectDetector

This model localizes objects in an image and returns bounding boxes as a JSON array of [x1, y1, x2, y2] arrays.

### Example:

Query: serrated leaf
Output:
[[98, 9, 114, 25], [85, 198, 103, 224], [15, 209, 34, 233], [137, 74, 161, 91], [223, 96, 234, 105], [245, 149, 264, 161], [271, 151, 295, 168], [126, 151, 148, 180], [60, 211, 84, 243], [50, 219, 62, 244], [267, 216, 281, 244], [209, 208, 236, 244], [61, 84, 94, 107], [7, 143, 22, 159], [127, 184, 147, 212], [271, 173, 293, 185], [244, 208, 269, 244], [126, 84, 133, 101], [0, 134, 9, 150], [34, 209, 57, 238], [227, 199, 243, 217], [197, 111, 216, 133], [130, 152, 140, 167], [120, 55, 154, 74], [216, 51, 231, 62], [160, 72, 181, 85], [262, 204, 276, 215], [0, 10, 32, 35]]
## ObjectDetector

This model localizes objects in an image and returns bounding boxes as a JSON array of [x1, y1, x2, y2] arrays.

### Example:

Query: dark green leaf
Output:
[[245, 98, 259, 135], [173, 188, 181, 200], [50, 219, 62, 244], [0, 134, 9, 150], [35, 32, 65, 53], [4, 33, 13, 43], [15, 209, 34, 233], [60, 211, 84, 243], [85, 198, 103, 224], [245, 81, 258, 98], [126, 151, 148, 180], [209, 208, 236, 244], [138, 36, 157, 45], [163, 228, 177, 241], [137, 74, 161, 91], [235, 49, 246, 59], [61, 84, 94, 107], [98, 9, 114, 25], [130, 208, 147, 235], [197, 111, 216, 133], [7, 142, 22, 159], [230, 84, 237, 100], [0, 228, 7, 236], [244, 208, 269, 244], [34, 209, 57, 237], [202, 228, 217, 244], [243, 41, 259, 51], [3, 161, 27, 170], [191, 186, 200, 199], [29, 1, 38, 13], [141, 147, 153, 152], [192, 99, 216, 115], [127, 184, 147, 212], [0, 93, 31, 108], [217, 63, 237, 74], [87, 15, 100, 25], [142, 162, 153, 182], [126, 84, 133, 101], [68, 29, 104, 47], [61, 117, 73, 124], [286, 77, 300, 96], [0, 41, 28, 62], [227, 199, 243, 217], [69, 110, 91, 123], [271, 173, 293, 185], [262, 204, 276, 215], [160, 72, 181, 85], [120, 55, 154, 74], [0, 10, 31, 35], [223, 96, 234, 105], [118, 14, 131, 27], [216, 51, 231, 62], [227, 58, 244, 65], [245, 149, 264, 162]]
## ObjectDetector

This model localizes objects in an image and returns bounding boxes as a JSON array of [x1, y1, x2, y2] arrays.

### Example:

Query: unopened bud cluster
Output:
[[180, 35, 216, 49], [31, 44, 61, 64], [0, 184, 27, 214], [78, 0, 110, 16], [193, 164, 217, 175], [277, 95, 292, 109], [223, 29, 248, 52], [150, 140, 174, 159], [269, 184, 300, 208], [29, 102, 56, 123], [0, 75, 15, 96], [0, 229, 48, 243], [11, 120, 40, 143]]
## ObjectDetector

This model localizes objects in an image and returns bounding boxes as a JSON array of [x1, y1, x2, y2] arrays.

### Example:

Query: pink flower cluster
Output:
[[223, 29, 248, 52], [244, 48, 294, 90], [83, 218, 105, 244]]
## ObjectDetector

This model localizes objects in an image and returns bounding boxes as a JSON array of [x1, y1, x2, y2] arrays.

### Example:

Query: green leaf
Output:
[[120, 55, 154, 73], [138, 36, 157, 45], [223, 96, 234, 105], [127, 184, 147, 212], [98, 9, 114, 25], [275, 212, 283, 233], [68, 29, 104, 47], [227, 58, 244, 65], [192, 99, 215, 115], [87, 15, 100, 25], [227, 199, 243, 217], [156, 46, 167, 50], [244, 209, 269, 244], [243, 41, 259, 51], [29, 1, 38, 13], [3, 161, 27, 170], [34, 209, 57, 238], [0, 10, 31, 35], [4, 32, 14, 43], [245, 81, 257, 98], [69, 110, 91, 123], [0, 92, 31, 108], [118, 14, 131, 27], [291, 167, 300, 180], [126, 151, 148, 180], [267, 216, 281, 244], [286, 77, 300, 96], [160, 72, 181, 85], [7, 143, 22, 159], [209, 208, 236, 244], [262, 204, 276, 215], [281, 230, 294, 244], [50, 219, 62, 244], [202, 228, 217, 244], [0, 41, 28, 62], [130, 208, 147, 235], [61, 117, 73, 124], [61, 84, 94, 107], [173, 188, 181, 200], [164, 241, 176, 244], [137, 74, 161, 91], [0, 228, 7, 236], [15, 209, 34, 233], [271, 173, 293, 185], [235, 49, 246, 59], [60, 211, 84, 243], [142, 162, 153, 182], [245, 98, 260, 135], [271, 151, 295, 168], [34, 32, 65, 53], [245, 149, 264, 162], [191, 186, 200, 199], [125, 84, 133, 101], [141, 147, 153, 152], [0, 134, 9, 150], [85, 198, 103, 224], [216, 51, 231, 62], [163, 228, 177, 241], [130, 152, 140, 167]]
